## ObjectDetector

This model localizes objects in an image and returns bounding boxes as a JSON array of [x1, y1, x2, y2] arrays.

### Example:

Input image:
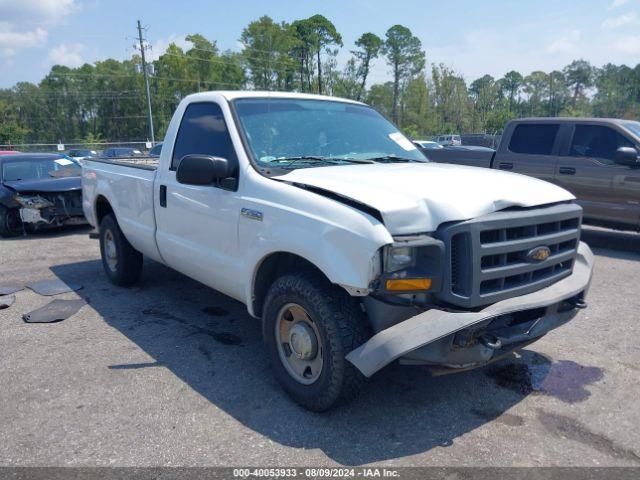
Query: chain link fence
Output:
[[0, 141, 156, 154]]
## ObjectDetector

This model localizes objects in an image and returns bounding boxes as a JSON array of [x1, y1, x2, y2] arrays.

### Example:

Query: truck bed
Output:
[[82, 156, 163, 263], [85, 156, 159, 170]]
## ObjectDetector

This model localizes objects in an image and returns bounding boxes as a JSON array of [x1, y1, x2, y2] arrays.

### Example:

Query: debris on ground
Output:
[[0, 295, 15, 310], [22, 299, 86, 323], [0, 285, 23, 296], [26, 279, 82, 296]]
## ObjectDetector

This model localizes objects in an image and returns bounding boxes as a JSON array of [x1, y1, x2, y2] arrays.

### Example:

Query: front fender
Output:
[[238, 190, 393, 316]]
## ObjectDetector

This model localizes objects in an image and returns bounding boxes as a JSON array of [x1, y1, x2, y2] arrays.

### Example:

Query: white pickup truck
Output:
[[83, 91, 594, 411]]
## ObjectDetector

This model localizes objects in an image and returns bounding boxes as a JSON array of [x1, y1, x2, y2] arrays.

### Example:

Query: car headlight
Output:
[[384, 245, 416, 273], [377, 236, 446, 294], [14, 195, 53, 209]]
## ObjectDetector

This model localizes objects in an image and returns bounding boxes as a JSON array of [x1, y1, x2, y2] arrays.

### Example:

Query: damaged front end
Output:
[[347, 242, 594, 377], [347, 202, 595, 377], [13, 190, 87, 230]]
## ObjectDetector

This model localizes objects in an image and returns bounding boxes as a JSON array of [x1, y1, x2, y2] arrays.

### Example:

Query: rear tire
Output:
[[99, 214, 143, 286], [0, 205, 22, 238], [263, 271, 371, 411]]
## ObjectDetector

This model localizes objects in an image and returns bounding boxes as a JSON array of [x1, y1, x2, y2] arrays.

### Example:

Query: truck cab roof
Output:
[[510, 117, 632, 125], [183, 90, 366, 106]]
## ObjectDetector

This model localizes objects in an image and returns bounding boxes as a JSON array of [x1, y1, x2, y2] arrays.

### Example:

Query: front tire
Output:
[[99, 214, 143, 286], [263, 271, 371, 411], [0, 206, 22, 238]]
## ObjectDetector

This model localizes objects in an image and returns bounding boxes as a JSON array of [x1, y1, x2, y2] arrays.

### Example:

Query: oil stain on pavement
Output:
[[486, 359, 604, 403]]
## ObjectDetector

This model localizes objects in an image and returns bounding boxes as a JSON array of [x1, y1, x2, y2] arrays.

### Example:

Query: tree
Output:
[[366, 82, 394, 119], [382, 25, 425, 124], [290, 19, 314, 92], [523, 71, 549, 116], [469, 74, 496, 130], [0, 99, 28, 145], [240, 16, 296, 90], [432, 64, 470, 133], [352, 32, 383, 100], [564, 59, 594, 106], [185, 34, 218, 90], [548, 70, 567, 116], [499, 70, 524, 113], [305, 14, 343, 94]]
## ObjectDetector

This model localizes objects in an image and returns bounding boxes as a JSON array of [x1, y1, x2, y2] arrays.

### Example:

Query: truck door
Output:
[[556, 123, 640, 227], [154, 101, 244, 300], [496, 123, 560, 183]]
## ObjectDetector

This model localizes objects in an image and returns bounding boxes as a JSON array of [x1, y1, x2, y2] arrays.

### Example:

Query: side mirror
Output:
[[614, 147, 640, 167], [176, 155, 232, 186]]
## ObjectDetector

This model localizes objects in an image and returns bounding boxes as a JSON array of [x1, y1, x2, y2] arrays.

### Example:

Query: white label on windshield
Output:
[[389, 132, 417, 151], [55, 158, 73, 166]]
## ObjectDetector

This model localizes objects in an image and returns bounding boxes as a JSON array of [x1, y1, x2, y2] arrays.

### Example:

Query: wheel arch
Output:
[[95, 194, 114, 226], [250, 251, 333, 319]]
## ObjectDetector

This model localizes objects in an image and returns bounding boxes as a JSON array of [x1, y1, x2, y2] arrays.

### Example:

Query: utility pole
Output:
[[136, 20, 155, 144]]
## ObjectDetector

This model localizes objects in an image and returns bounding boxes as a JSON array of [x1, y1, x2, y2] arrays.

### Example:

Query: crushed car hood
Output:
[[276, 162, 575, 234], [3, 176, 81, 193]]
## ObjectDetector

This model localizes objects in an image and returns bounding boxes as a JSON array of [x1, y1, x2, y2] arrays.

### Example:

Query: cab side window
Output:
[[508, 124, 559, 155], [569, 125, 634, 164], [171, 102, 238, 173]]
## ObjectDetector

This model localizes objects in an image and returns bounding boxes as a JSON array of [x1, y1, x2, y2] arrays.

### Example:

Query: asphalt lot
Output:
[[0, 225, 639, 467]]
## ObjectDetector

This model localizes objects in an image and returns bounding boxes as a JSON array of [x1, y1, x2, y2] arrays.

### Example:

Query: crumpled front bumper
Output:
[[347, 242, 594, 377]]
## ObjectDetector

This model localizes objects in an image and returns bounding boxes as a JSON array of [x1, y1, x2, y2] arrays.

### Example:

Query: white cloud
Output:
[[147, 34, 192, 61], [546, 30, 581, 54], [612, 34, 640, 54], [609, 0, 631, 9], [0, 0, 77, 58], [48, 42, 84, 67], [0, 27, 48, 56], [602, 12, 638, 29], [0, 0, 77, 22]]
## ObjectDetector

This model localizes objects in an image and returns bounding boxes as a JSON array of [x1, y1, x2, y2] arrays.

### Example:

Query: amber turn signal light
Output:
[[385, 278, 432, 291]]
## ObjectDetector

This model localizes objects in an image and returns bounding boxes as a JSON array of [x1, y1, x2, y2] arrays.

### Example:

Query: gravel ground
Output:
[[0, 225, 638, 467]]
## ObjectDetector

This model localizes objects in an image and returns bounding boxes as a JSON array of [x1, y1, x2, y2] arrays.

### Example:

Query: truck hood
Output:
[[3, 176, 81, 193], [275, 162, 575, 234]]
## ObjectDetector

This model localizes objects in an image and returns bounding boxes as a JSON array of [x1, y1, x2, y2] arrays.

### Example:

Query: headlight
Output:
[[384, 245, 416, 273], [14, 195, 53, 209], [377, 236, 446, 294]]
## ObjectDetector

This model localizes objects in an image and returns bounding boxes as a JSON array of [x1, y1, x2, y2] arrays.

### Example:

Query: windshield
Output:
[[2, 156, 81, 181], [233, 98, 426, 169], [623, 121, 640, 139]]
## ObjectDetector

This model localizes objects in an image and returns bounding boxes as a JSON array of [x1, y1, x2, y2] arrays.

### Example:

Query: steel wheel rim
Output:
[[275, 303, 323, 385], [103, 229, 118, 272]]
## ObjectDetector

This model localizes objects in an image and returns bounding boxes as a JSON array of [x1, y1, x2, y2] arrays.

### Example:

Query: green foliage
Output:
[[352, 32, 383, 100], [382, 25, 425, 123], [0, 99, 29, 144], [1, 16, 638, 144]]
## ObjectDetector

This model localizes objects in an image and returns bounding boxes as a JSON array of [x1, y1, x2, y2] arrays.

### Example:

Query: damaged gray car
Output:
[[0, 153, 86, 237]]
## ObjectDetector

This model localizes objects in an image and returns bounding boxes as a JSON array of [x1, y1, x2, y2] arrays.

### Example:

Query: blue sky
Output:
[[1, 0, 639, 88]]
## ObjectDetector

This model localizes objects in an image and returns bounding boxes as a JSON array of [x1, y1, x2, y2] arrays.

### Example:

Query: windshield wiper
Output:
[[363, 155, 421, 163], [269, 156, 374, 168]]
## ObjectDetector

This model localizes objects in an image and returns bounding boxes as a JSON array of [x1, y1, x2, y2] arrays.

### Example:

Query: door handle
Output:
[[498, 162, 513, 170], [159, 185, 167, 207], [559, 167, 576, 175]]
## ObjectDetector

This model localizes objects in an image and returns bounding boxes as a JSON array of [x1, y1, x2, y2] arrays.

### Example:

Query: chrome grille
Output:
[[438, 203, 582, 308]]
